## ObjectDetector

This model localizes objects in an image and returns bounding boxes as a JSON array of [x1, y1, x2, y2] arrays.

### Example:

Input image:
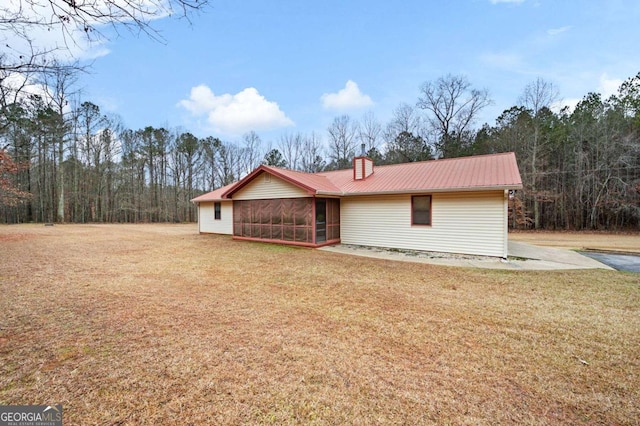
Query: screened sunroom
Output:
[[232, 197, 340, 247]]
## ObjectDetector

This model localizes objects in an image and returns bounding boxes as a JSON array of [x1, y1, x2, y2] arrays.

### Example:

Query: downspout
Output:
[[503, 190, 509, 260], [195, 202, 201, 234]]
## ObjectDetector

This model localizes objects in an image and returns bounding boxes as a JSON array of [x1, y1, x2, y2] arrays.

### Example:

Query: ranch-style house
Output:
[[191, 152, 523, 258]]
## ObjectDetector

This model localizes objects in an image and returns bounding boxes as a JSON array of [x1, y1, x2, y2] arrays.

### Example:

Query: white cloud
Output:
[[547, 26, 572, 36], [552, 73, 624, 114], [321, 80, 374, 110], [0, 72, 74, 116], [598, 73, 623, 98], [1, 73, 44, 101], [552, 98, 580, 113], [14, 28, 110, 62], [178, 85, 294, 135]]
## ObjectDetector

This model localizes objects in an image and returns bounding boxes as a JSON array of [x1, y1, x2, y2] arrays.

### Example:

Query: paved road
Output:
[[579, 252, 640, 273]]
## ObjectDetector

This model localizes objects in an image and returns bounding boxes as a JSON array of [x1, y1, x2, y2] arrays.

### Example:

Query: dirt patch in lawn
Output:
[[510, 230, 640, 254], [1, 224, 639, 425]]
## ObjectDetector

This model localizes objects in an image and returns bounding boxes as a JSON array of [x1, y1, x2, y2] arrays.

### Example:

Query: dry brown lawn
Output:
[[510, 230, 640, 254], [1, 224, 639, 425]]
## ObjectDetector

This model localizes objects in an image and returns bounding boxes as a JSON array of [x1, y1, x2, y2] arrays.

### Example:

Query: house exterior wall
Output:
[[233, 173, 310, 200], [340, 191, 507, 257], [198, 201, 233, 234]]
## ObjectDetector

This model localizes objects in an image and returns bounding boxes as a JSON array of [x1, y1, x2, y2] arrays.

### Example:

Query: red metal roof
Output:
[[190, 183, 236, 202], [192, 153, 522, 202], [320, 152, 522, 195]]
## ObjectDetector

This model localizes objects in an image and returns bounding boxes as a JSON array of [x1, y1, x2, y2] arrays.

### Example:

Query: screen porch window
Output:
[[232, 198, 340, 244], [214, 202, 221, 220], [233, 198, 313, 243], [412, 195, 431, 225]]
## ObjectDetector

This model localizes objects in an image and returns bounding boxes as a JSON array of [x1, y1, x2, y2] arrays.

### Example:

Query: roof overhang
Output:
[[191, 198, 233, 204], [191, 182, 238, 203]]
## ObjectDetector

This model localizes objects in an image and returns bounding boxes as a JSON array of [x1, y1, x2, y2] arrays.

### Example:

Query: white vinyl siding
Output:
[[198, 201, 233, 234], [340, 191, 507, 257], [364, 158, 373, 178], [354, 159, 364, 180], [233, 173, 309, 200]]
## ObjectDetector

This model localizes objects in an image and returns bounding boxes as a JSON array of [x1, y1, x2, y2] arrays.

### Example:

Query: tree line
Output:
[[1, 72, 639, 229], [2, 2, 637, 230]]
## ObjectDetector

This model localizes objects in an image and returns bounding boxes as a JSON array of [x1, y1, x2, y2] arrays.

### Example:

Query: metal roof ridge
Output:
[[315, 152, 517, 174]]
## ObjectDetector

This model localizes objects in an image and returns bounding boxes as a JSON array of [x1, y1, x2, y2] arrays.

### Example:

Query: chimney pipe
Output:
[[360, 143, 366, 157]]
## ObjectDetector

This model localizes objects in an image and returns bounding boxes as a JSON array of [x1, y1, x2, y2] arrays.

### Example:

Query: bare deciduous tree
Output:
[[417, 74, 491, 158], [40, 61, 79, 222], [0, 0, 208, 105], [519, 77, 559, 229], [1, 0, 208, 71], [383, 103, 423, 149], [278, 132, 303, 171], [242, 131, 263, 174], [300, 132, 325, 173], [326, 115, 357, 170], [358, 111, 382, 152]]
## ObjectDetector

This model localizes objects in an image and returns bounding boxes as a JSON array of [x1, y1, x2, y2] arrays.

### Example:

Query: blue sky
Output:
[[68, 0, 640, 142]]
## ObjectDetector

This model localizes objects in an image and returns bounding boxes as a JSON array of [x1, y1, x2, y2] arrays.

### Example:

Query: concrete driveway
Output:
[[507, 241, 613, 271], [321, 241, 614, 271]]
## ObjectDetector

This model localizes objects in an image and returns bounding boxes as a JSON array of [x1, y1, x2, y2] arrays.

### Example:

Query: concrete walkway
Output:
[[320, 241, 614, 271], [507, 241, 613, 270]]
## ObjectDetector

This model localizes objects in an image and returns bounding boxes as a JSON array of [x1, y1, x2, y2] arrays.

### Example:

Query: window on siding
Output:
[[214, 202, 221, 220], [412, 195, 431, 225]]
